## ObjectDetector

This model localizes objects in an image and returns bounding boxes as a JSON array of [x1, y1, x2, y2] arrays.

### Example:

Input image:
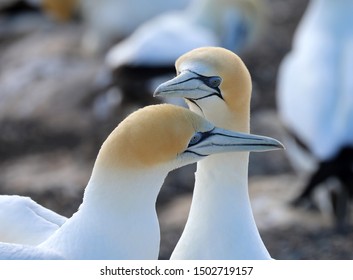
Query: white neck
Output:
[[39, 166, 166, 259], [171, 152, 271, 259]]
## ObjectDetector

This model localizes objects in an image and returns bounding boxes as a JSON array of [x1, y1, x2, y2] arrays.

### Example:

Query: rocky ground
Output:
[[1, 0, 353, 260]]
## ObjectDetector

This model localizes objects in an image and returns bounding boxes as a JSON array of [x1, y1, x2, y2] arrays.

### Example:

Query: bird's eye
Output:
[[207, 76, 222, 88], [188, 132, 203, 147]]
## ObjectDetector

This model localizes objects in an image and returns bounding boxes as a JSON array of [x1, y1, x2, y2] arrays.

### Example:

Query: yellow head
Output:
[[155, 47, 252, 132], [96, 104, 211, 169], [94, 104, 282, 172]]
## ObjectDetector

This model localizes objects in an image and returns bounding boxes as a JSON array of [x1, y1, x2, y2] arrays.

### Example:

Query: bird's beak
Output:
[[187, 127, 284, 157], [154, 70, 220, 100]]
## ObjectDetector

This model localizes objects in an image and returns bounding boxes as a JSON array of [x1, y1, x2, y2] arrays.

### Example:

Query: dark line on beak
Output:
[[168, 77, 197, 87], [184, 150, 207, 157], [186, 98, 204, 114], [212, 143, 282, 148], [191, 92, 223, 101], [208, 131, 252, 140]]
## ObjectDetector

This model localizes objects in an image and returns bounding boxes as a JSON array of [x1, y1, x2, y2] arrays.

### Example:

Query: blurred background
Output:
[[0, 0, 352, 259]]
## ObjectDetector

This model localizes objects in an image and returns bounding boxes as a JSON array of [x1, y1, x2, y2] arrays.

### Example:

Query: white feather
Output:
[[277, 0, 353, 161]]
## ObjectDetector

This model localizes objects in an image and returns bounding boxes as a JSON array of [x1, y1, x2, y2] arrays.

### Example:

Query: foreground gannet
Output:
[[0, 104, 282, 259], [104, 0, 264, 104], [0, 195, 67, 245], [155, 47, 281, 259], [277, 0, 353, 230]]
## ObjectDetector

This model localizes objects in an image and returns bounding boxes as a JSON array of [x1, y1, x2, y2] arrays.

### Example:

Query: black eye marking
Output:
[[206, 76, 222, 89], [187, 129, 215, 148], [186, 70, 224, 101], [185, 129, 215, 157], [187, 132, 203, 147]]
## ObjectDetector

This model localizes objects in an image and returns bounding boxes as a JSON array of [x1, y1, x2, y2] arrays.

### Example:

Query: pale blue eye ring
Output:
[[208, 76, 222, 88], [188, 132, 203, 147]]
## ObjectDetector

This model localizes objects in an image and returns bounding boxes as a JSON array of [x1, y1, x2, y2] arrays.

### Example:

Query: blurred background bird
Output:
[[100, 0, 266, 108], [277, 0, 353, 232], [79, 0, 191, 54], [0, 0, 191, 51]]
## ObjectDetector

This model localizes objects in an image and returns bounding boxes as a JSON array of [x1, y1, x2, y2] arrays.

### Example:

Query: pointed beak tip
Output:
[[153, 84, 167, 97], [153, 88, 163, 97], [275, 140, 285, 150], [257, 137, 285, 152]]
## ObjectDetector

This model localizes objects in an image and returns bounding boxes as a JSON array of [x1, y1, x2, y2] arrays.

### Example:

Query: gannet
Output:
[[276, 0, 353, 230], [79, 0, 190, 53], [0, 104, 282, 259], [104, 0, 264, 105], [155, 47, 282, 259], [0, 195, 67, 245]]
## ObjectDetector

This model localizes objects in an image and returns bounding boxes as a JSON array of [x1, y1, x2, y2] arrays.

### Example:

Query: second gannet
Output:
[[155, 47, 282, 259], [0, 104, 282, 259]]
